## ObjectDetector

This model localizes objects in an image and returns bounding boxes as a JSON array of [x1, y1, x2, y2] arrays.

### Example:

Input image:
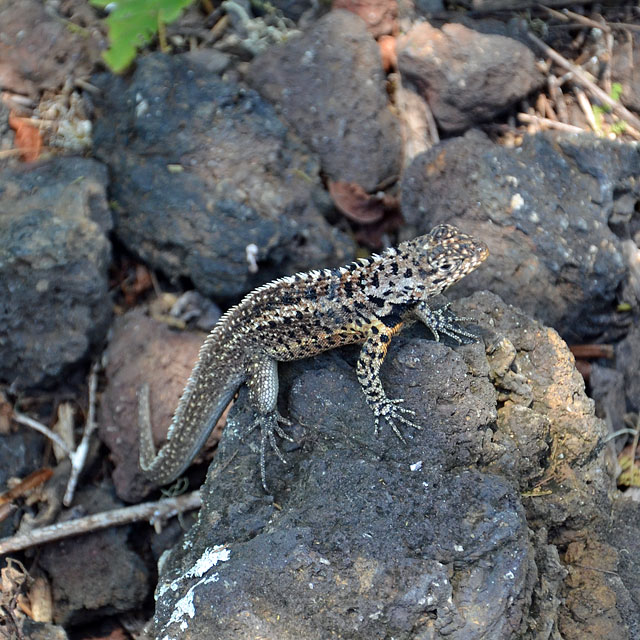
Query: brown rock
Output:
[[332, 0, 397, 37], [98, 309, 207, 502], [398, 21, 543, 131], [0, 0, 102, 97]]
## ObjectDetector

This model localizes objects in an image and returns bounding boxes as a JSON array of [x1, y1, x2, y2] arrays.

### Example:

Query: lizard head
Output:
[[395, 224, 489, 300]]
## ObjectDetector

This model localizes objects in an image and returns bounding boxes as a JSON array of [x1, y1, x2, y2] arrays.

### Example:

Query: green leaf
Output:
[[611, 82, 623, 102], [90, 0, 194, 73]]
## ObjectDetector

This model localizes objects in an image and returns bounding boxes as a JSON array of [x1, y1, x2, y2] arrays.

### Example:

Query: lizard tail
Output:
[[138, 378, 241, 486]]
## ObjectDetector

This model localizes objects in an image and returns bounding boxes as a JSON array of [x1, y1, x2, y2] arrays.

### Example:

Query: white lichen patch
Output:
[[157, 544, 231, 633]]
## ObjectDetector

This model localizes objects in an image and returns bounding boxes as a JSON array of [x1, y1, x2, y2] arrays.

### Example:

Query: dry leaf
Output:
[[0, 391, 12, 435], [0, 469, 54, 506], [328, 180, 393, 224], [618, 444, 640, 488], [53, 403, 75, 463], [28, 576, 53, 623], [1, 558, 30, 607], [8, 111, 43, 162]]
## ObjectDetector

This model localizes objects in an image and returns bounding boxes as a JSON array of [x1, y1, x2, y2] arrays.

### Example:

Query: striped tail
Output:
[[138, 374, 243, 485]]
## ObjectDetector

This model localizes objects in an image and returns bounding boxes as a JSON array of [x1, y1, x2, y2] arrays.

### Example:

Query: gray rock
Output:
[[0, 157, 112, 388], [92, 53, 353, 301], [615, 323, 640, 415], [148, 292, 617, 639], [0, 430, 47, 538], [604, 497, 640, 639], [401, 130, 637, 342], [38, 484, 149, 625], [0, 431, 46, 489], [612, 32, 640, 113], [248, 10, 403, 192], [20, 621, 69, 640], [589, 363, 626, 447], [397, 21, 543, 132]]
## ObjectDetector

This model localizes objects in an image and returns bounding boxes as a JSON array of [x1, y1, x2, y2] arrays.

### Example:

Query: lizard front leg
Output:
[[356, 320, 421, 440], [246, 355, 293, 491], [413, 301, 478, 344]]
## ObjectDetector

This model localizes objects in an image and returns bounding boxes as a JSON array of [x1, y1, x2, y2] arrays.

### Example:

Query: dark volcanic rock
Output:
[[38, 484, 148, 625], [615, 323, 640, 415], [248, 10, 403, 192], [0, 429, 47, 538], [148, 293, 623, 639], [0, 157, 112, 388], [92, 53, 352, 301], [401, 130, 637, 342], [397, 21, 543, 132]]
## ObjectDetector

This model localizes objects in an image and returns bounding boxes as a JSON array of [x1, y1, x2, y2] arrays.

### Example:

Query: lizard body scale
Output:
[[139, 224, 489, 490]]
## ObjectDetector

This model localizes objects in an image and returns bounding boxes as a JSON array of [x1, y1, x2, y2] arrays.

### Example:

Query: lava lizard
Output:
[[139, 224, 489, 490]]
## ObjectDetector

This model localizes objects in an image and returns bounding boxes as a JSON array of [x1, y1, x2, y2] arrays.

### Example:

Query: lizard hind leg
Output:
[[246, 355, 295, 491]]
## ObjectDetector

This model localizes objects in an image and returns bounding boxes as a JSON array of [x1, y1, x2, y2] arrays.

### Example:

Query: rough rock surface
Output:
[[0, 157, 112, 388], [98, 309, 206, 503], [615, 323, 640, 415], [612, 31, 640, 113], [148, 292, 632, 639], [38, 484, 148, 625], [0, 430, 46, 538], [0, 0, 102, 97], [397, 21, 543, 132], [401, 130, 636, 342], [248, 10, 403, 192], [332, 0, 397, 37], [92, 52, 352, 301]]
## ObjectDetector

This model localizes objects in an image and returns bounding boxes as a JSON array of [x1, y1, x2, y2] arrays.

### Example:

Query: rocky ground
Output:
[[1, 0, 640, 639]]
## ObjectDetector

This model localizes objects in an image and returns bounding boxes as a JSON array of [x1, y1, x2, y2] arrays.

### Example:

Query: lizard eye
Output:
[[440, 260, 457, 272]]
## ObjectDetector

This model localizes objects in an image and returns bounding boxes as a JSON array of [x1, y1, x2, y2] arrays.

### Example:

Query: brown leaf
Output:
[[329, 180, 395, 224], [0, 391, 12, 435], [0, 468, 54, 506], [8, 111, 42, 162]]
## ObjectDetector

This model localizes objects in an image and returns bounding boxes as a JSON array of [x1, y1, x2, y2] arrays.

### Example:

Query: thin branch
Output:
[[12, 412, 72, 456], [518, 112, 585, 133], [575, 87, 599, 133], [540, 5, 612, 33], [0, 491, 202, 555], [63, 362, 99, 506], [527, 30, 640, 133]]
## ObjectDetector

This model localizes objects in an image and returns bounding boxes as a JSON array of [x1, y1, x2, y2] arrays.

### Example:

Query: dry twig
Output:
[[12, 413, 71, 457], [63, 362, 99, 506], [518, 112, 584, 133], [527, 30, 640, 135], [575, 87, 599, 133], [12, 363, 102, 507], [0, 491, 202, 555]]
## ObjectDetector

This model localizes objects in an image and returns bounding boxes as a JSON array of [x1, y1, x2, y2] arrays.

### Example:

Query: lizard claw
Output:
[[417, 303, 479, 345], [258, 411, 296, 492], [373, 398, 421, 440]]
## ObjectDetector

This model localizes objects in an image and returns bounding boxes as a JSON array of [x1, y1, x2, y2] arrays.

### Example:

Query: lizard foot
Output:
[[420, 303, 479, 344], [373, 398, 421, 441], [258, 411, 295, 492]]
